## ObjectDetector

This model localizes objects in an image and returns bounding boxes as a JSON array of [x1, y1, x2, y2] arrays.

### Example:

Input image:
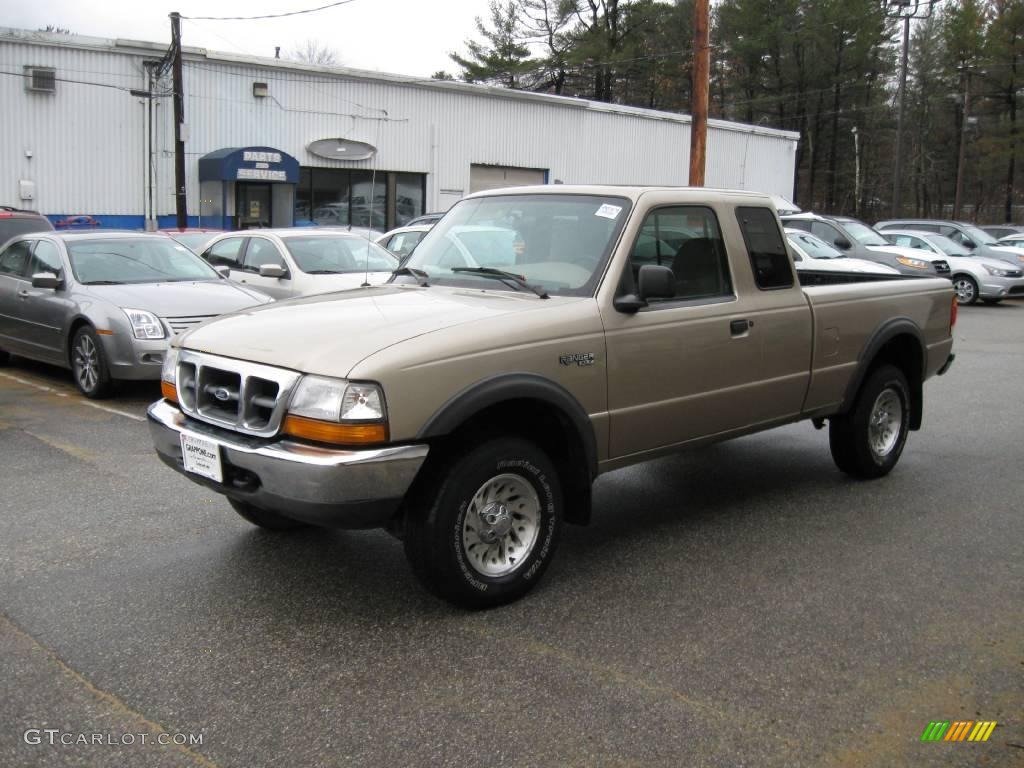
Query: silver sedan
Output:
[[0, 232, 273, 397]]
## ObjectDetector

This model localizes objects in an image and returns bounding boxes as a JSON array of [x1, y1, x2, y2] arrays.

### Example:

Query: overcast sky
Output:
[[4, 0, 494, 77]]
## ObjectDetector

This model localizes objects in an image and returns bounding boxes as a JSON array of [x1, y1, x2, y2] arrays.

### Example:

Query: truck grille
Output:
[[175, 351, 301, 437], [932, 260, 950, 276], [163, 314, 218, 336]]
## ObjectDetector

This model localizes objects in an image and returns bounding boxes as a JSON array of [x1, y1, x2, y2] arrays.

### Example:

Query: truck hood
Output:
[[83, 279, 272, 315], [177, 285, 570, 375]]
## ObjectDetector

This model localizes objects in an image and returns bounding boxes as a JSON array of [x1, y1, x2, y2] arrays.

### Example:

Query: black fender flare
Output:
[[840, 318, 926, 429], [417, 373, 599, 479]]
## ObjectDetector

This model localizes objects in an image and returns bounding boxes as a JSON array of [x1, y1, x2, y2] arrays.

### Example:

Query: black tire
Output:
[[403, 437, 562, 609], [952, 274, 979, 305], [829, 364, 911, 479], [228, 498, 306, 531], [70, 326, 114, 399], [0, 348, 9, 365]]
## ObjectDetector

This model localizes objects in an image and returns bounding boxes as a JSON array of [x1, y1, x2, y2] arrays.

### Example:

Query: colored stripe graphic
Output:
[[922, 721, 996, 742], [945, 721, 972, 741], [921, 722, 949, 741], [969, 722, 997, 742]]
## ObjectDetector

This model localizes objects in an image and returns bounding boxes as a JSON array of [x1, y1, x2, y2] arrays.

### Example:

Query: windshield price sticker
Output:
[[594, 204, 622, 220]]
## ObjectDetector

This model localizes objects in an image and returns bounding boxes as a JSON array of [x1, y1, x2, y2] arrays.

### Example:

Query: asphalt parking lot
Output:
[[1, 304, 1022, 768]]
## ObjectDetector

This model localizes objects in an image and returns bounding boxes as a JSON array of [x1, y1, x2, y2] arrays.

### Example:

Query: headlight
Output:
[[160, 347, 178, 402], [285, 376, 387, 444], [123, 308, 166, 339], [895, 256, 930, 270], [983, 264, 1011, 276]]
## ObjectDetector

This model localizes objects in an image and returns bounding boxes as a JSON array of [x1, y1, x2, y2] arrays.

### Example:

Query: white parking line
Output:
[[0, 372, 147, 422]]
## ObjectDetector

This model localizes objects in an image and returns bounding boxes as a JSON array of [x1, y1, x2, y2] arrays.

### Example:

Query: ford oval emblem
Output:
[[213, 387, 231, 402]]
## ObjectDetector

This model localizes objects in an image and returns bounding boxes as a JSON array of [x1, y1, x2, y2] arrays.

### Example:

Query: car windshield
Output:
[[790, 232, 842, 258], [282, 236, 397, 274], [399, 194, 631, 297], [68, 239, 221, 284], [925, 234, 971, 256], [962, 225, 997, 245], [841, 220, 889, 246]]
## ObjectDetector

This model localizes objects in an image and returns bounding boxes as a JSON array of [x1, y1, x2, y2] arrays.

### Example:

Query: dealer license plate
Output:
[[180, 433, 223, 483]]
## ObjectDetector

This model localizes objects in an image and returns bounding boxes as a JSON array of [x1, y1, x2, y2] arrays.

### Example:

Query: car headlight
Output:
[[895, 256, 930, 270], [123, 308, 166, 339], [284, 375, 387, 444], [983, 264, 1012, 276], [160, 346, 178, 402]]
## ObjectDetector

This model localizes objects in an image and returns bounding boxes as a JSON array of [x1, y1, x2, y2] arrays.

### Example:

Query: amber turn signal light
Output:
[[282, 414, 388, 445], [161, 381, 178, 402]]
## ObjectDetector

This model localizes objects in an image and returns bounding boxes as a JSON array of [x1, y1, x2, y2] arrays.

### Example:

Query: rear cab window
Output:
[[736, 207, 794, 290]]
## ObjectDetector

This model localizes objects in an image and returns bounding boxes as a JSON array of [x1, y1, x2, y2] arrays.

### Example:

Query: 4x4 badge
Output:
[[559, 353, 595, 367]]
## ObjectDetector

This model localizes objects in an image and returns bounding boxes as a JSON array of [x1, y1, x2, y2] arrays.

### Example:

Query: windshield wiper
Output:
[[391, 266, 430, 287], [451, 267, 549, 298], [82, 280, 125, 285], [304, 269, 344, 275]]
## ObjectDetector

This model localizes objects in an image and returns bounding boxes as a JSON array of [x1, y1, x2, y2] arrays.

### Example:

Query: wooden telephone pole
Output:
[[170, 12, 187, 228], [689, 0, 710, 187]]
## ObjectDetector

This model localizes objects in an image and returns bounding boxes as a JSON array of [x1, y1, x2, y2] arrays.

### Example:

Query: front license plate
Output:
[[180, 433, 223, 483]]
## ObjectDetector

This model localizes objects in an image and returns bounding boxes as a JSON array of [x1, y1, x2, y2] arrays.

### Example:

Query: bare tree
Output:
[[287, 39, 340, 67], [38, 25, 72, 34]]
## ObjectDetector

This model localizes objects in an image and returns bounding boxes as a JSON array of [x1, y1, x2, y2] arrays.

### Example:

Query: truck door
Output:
[[601, 204, 763, 457]]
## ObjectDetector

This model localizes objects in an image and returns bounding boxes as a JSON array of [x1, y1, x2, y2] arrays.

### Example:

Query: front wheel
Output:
[[71, 327, 114, 398], [829, 364, 911, 479], [404, 437, 562, 609], [952, 275, 979, 305]]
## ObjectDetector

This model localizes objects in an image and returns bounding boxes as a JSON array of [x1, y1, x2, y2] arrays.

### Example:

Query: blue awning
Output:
[[198, 146, 299, 184]]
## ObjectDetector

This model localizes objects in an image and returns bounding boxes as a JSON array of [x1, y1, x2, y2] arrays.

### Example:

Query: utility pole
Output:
[[954, 68, 971, 220], [892, 15, 910, 217], [170, 11, 187, 228], [852, 126, 861, 217], [689, 0, 709, 187]]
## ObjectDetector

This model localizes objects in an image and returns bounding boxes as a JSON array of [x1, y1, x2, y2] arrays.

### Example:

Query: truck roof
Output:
[[463, 184, 776, 205]]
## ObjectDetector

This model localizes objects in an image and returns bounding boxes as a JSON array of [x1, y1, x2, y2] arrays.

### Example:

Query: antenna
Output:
[[361, 111, 387, 287]]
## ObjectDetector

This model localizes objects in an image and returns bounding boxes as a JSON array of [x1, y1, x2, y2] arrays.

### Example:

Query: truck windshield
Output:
[[962, 225, 997, 245], [397, 194, 631, 297], [926, 234, 971, 257]]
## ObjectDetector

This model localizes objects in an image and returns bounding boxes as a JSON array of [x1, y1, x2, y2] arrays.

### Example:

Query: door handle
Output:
[[730, 319, 752, 336]]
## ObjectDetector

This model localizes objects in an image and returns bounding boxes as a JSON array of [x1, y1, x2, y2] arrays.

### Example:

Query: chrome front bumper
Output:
[[148, 399, 429, 528]]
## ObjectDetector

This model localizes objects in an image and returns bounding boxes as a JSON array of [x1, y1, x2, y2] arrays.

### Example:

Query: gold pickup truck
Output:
[[149, 186, 956, 608]]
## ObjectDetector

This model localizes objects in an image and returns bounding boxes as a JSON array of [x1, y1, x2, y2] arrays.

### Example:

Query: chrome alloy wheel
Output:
[[73, 334, 99, 392], [462, 473, 541, 577], [868, 388, 903, 459], [953, 277, 976, 304]]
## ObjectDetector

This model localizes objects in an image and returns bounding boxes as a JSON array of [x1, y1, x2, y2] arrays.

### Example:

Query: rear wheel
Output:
[[404, 437, 562, 609], [228, 499, 306, 531], [952, 275, 979, 305], [829, 364, 911, 479], [71, 327, 114, 398], [0, 348, 9, 365]]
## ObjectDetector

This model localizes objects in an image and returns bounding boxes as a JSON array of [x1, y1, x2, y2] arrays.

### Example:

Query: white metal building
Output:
[[0, 27, 799, 231]]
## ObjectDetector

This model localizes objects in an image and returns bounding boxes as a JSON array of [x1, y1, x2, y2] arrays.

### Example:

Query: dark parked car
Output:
[[0, 206, 54, 245]]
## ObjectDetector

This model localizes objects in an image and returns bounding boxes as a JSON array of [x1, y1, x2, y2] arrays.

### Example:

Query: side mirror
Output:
[[214, 265, 231, 278], [962, 239, 976, 249], [834, 237, 852, 250], [31, 272, 61, 289], [638, 264, 675, 300], [259, 264, 287, 279]]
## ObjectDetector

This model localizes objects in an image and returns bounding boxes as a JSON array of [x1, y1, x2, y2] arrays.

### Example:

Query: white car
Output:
[[785, 230, 900, 275], [376, 225, 433, 259], [200, 229, 397, 300], [884, 230, 1024, 305]]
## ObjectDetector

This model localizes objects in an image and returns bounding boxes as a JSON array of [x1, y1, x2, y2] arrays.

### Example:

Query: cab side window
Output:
[[626, 206, 733, 303], [0, 240, 33, 277], [244, 238, 286, 272], [204, 237, 245, 268], [28, 240, 63, 275], [737, 207, 795, 290], [810, 221, 842, 246]]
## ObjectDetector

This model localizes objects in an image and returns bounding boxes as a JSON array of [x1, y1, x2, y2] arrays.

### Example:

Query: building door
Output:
[[236, 183, 272, 229]]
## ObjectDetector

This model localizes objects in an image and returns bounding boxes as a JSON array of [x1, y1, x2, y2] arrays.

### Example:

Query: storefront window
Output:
[[396, 173, 425, 226], [351, 171, 388, 232], [295, 168, 313, 224], [311, 168, 349, 227]]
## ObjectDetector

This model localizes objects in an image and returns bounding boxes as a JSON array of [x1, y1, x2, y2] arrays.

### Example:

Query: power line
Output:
[[181, 0, 358, 21]]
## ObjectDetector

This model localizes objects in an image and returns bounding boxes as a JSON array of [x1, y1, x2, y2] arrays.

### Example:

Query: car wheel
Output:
[[829, 364, 911, 479], [0, 347, 9, 365], [403, 437, 562, 609], [228, 499, 307, 531], [952, 275, 979, 305], [70, 327, 114, 399]]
